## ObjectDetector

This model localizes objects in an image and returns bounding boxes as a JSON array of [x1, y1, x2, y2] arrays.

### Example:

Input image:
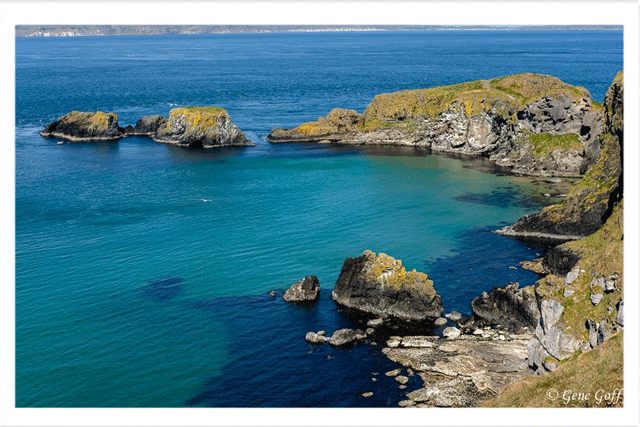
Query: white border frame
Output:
[[1, 2, 638, 426]]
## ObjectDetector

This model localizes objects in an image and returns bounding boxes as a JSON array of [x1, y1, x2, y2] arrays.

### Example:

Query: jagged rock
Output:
[[268, 74, 601, 178], [434, 317, 448, 326], [442, 326, 461, 339], [471, 282, 540, 332], [361, 392, 373, 397], [445, 311, 462, 321], [126, 115, 167, 135], [563, 288, 575, 298], [327, 328, 366, 347], [332, 250, 443, 322], [564, 266, 582, 285], [542, 246, 581, 275], [153, 107, 254, 147], [534, 299, 581, 361], [283, 275, 320, 302], [40, 111, 124, 141], [586, 319, 599, 348], [457, 316, 475, 330], [498, 72, 623, 241], [598, 320, 612, 344], [616, 300, 624, 326], [519, 258, 546, 274]]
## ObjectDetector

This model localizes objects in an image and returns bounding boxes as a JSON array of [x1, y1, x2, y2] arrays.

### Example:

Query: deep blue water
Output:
[[15, 30, 622, 407]]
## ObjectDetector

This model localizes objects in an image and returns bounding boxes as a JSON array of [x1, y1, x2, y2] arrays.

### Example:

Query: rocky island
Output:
[[332, 250, 443, 322], [268, 73, 603, 177], [41, 107, 254, 147]]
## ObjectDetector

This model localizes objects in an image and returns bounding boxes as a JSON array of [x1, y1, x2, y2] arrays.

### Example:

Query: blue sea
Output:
[[15, 30, 622, 407]]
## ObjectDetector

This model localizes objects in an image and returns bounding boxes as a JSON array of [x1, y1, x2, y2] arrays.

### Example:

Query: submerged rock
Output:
[[143, 276, 184, 301], [153, 107, 254, 147], [283, 275, 320, 303], [331, 250, 443, 322], [41, 111, 124, 141]]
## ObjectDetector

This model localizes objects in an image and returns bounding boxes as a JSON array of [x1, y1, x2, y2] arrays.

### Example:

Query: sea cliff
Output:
[[268, 73, 603, 177]]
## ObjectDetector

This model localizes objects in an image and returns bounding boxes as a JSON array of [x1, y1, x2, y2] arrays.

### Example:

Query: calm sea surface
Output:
[[15, 30, 622, 407]]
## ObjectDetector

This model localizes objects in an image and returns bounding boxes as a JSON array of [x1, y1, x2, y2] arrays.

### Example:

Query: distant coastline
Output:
[[15, 25, 622, 38]]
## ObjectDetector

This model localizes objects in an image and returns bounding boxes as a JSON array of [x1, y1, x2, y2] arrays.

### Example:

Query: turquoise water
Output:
[[15, 30, 622, 407]]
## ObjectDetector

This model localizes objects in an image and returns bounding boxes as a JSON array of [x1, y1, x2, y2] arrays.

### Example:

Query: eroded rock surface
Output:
[[331, 250, 443, 322], [268, 74, 603, 177], [383, 333, 532, 407], [471, 282, 540, 332]]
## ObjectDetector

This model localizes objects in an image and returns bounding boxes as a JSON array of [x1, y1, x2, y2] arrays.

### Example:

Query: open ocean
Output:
[[15, 30, 622, 407]]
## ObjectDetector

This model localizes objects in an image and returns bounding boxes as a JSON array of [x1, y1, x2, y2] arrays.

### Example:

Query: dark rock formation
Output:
[[125, 115, 168, 136], [40, 111, 124, 141], [497, 71, 623, 241], [471, 282, 540, 333], [153, 107, 254, 147], [331, 250, 443, 322], [283, 275, 320, 302], [268, 74, 603, 177]]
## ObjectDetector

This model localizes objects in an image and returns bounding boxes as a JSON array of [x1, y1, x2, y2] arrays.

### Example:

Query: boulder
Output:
[[331, 250, 443, 322], [445, 311, 462, 321], [616, 300, 624, 326], [434, 317, 448, 326], [283, 275, 320, 303], [470, 282, 540, 332], [328, 328, 366, 347], [153, 107, 254, 147], [40, 111, 123, 141], [442, 326, 461, 339]]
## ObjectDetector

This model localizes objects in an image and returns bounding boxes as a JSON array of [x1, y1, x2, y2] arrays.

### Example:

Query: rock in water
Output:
[[283, 275, 320, 302], [153, 107, 254, 147], [327, 328, 366, 347], [40, 111, 124, 141], [125, 115, 168, 136], [331, 250, 443, 322]]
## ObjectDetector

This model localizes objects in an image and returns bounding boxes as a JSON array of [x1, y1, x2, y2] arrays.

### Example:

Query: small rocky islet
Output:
[[40, 106, 254, 147], [41, 72, 624, 407]]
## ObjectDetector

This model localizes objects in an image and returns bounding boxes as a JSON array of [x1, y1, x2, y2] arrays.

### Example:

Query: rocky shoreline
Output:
[[295, 71, 624, 407]]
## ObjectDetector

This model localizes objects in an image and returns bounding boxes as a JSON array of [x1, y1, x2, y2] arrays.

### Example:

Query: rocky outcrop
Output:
[[497, 71, 623, 241], [328, 328, 367, 346], [331, 250, 443, 322], [153, 107, 254, 147], [40, 111, 124, 141], [124, 115, 167, 136], [283, 275, 320, 302], [268, 74, 603, 177], [383, 332, 533, 407], [471, 282, 540, 333], [41, 107, 254, 148]]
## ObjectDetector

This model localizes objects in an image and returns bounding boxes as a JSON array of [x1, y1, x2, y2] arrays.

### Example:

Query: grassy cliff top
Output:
[[364, 73, 593, 123], [61, 111, 118, 129], [484, 330, 623, 407], [278, 73, 596, 137], [170, 106, 227, 116]]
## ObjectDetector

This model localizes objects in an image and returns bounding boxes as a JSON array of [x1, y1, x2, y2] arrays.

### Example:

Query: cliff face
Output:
[[496, 72, 624, 376], [332, 250, 443, 322], [498, 71, 623, 241], [153, 107, 254, 147], [268, 74, 603, 177], [40, 111, 124, 141]]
